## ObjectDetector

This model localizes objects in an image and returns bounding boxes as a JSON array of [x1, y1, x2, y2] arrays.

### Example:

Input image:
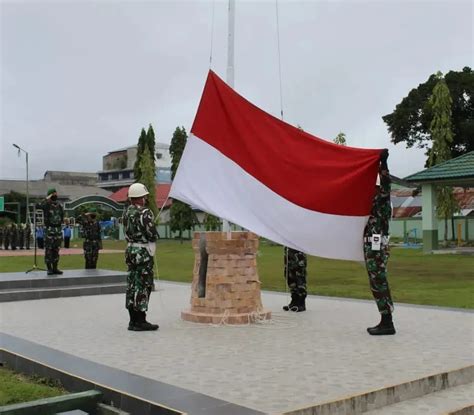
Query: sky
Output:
[[1, 0, 473, 181]]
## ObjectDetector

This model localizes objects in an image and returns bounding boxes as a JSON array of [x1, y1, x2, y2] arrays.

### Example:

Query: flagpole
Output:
[[223, 0, 235, 235]]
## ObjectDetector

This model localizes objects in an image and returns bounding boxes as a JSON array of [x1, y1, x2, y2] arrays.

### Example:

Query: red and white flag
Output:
[[170, 71, 382, 261]]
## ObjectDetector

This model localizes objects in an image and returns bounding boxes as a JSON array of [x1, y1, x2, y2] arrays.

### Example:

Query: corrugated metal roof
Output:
[[405, 151, 474, 182]]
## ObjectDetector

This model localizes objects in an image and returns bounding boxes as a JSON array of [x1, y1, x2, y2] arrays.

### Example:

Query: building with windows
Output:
[[97, 143, 172, 191]]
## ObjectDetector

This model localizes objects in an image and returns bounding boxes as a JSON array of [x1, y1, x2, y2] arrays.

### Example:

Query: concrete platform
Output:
[[0, 281, 472, 414], [0, 269, 127, 302]]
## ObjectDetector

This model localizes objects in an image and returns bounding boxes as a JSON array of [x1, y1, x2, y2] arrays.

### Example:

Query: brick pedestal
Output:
[[181, 231, 271, 324]]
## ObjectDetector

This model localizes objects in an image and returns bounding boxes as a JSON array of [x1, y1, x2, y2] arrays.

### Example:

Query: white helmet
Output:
[[128, 183, 149, 198]]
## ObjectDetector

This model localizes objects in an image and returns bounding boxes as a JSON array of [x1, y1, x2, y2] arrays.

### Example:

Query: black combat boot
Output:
[[127, 308, 137, 331], [283, 293, 298, 311], [133, 311, 159, 331], [367, 313, 396, 335], [293, 295, 306, 312], [53, 263, 63, 275], [46, 264, 55, 276]]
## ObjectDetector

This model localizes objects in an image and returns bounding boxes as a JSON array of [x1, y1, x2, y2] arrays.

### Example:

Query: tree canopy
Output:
[[333, 132, 347, 146], [383, 67, 473, 162]]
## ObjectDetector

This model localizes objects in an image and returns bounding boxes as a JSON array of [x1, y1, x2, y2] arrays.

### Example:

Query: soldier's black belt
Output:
[[363, 236, 389, 244]]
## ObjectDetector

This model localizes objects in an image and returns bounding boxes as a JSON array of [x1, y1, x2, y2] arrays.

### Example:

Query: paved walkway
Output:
[[0, 248, 123, 257], [0, 282, 472, 414]]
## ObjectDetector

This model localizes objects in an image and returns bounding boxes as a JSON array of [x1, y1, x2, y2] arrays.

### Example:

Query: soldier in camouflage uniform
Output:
[[123, 183, 159, 331], [10, 223, 18, 250], [37, 188, 64, 275], [282, 247, 307, 312], [3, 225, 10, 249], [24, 223, 31, 250], [0, 225, 4, 249], [364, 149, 395, 335], [81, 208, 102, 269], [18, 224, 25, 249]]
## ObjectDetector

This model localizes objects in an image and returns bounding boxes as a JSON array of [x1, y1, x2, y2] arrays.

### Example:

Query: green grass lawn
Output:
[[1, 239, 473, 309], [0, 367, 65, 406]]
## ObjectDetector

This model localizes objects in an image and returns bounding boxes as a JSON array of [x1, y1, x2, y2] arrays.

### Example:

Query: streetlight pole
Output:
[[12, 144, 30, 225]]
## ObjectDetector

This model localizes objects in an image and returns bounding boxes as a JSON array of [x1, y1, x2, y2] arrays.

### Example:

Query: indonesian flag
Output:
[[170, 71, 382, 261]]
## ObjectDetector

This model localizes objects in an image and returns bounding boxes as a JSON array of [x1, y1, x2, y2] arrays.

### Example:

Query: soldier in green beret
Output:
[[80, 207, 102, 269], [37, 188, 64, 275]]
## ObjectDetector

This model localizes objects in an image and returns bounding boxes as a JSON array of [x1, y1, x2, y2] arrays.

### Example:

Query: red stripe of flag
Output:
[[191, 71, 382, 217]]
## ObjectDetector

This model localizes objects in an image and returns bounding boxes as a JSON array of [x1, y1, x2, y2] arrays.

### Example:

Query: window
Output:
[[156, 153, 163, 159]]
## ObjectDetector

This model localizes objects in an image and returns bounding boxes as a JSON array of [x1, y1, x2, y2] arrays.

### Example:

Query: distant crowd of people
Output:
[[0, 223, 32, 250], [0, 223, 75, 251]]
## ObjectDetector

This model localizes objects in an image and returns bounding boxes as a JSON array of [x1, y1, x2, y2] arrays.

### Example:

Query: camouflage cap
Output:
[[47, 188, 57, 196]]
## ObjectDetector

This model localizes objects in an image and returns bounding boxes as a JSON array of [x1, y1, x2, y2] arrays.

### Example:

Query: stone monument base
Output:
[[181, 231, 271, 325]]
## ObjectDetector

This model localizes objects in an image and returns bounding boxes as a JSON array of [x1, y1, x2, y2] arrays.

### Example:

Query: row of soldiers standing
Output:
[[0, 223, 32, 250]]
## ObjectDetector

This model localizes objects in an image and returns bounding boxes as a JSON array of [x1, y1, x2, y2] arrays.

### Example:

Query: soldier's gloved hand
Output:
[[380, 149, 389, 169]]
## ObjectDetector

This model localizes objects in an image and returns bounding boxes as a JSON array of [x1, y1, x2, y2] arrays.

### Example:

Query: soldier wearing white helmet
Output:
[[122, 182, 159, 331]]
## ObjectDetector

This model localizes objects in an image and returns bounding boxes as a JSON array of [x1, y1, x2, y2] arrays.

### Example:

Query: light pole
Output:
[[12, 144, 30, 225]]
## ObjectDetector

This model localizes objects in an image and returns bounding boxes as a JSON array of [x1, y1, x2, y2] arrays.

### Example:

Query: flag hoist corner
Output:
[[170, 70, 383, 261]]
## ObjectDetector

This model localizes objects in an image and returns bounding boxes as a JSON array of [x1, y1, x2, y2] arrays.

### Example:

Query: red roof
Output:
[[110, 184, 172, 208]]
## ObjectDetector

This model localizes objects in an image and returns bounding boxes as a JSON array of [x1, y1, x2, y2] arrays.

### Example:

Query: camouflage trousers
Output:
[[125, 246, 154, 312], [84, 240, 100, 269], [284, 247, 307, 297], [44, 227, 62, 269], [364, 242, 394, 315]]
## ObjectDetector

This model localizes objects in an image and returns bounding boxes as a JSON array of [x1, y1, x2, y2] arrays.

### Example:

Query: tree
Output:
[[133, 128, 147, 180], [139, 145, 158, 216], [170, 126, 187, 180], [146, 124, 157, 212], [383, 67, 474, 163], [203, 213, 221, 231], [428, 72, 459, 243], [169, 126, 196, 241], [333, 132, 347, 146]]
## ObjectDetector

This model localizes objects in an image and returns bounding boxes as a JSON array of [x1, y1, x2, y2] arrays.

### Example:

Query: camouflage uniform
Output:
[[0, 226, 4, 249], [123, 204, 158, 312], [24, 224, 31, 250], [10, 224, 18, 250], [363, 168, 394, 315], [82, 218, 102, 269], [3, 226, 10, 250], [18, 224, 25, 249], [284, 247, 307, 298], [38, 198, 64, 272]]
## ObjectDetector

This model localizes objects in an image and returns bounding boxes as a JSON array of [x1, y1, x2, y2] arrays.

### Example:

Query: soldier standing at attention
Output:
[[123, 183, 159, 331], [364, 149, 395, 335], [18, 223, 25, 249], [282, 247, 307, 312], [81, 208, 102, 269], [10, 223, 18, 250], [37, 188, 64, 275], [24, 223, 31, 250], [0, 225, 4, 249], [3, 225, 10, 250]]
